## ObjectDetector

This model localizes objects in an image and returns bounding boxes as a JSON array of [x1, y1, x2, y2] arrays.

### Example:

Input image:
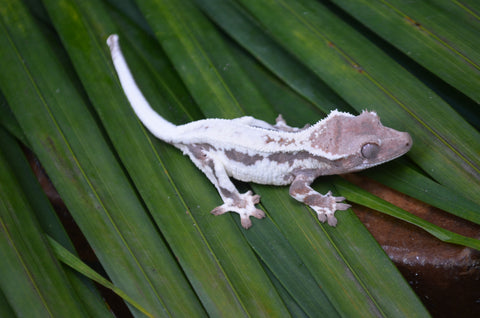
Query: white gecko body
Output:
[[107, 35, 412, 229]]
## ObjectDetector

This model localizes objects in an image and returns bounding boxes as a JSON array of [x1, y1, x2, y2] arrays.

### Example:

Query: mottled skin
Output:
[[107, 34, 413, 228]]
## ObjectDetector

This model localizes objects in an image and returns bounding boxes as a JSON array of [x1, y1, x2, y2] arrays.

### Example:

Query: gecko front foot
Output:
[[309, 191, 351, 227], [211, 191, 265, 229], [290, 173, 351, 227]]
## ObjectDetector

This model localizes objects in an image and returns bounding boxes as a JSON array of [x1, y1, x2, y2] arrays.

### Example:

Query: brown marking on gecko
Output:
[[224, 149, 264, 166], [289, 170, 323, 196], [308, 116, 343, 152], [283, 174, 295, 183], [303, 194, 328, 207], [264, 134, 297, 146], [268, 151, 335, 169], [187, 144, 220, 184], [289, 181, 311, 196], [277, 137, 296, 146], [187, 143, 216, 160], [268, 151, 308, 166], [218, 186, 240, 202], [265, 135, 275, 143]]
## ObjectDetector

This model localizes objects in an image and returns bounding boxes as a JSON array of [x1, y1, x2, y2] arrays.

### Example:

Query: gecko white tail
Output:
[[107, 34, 177, 142]]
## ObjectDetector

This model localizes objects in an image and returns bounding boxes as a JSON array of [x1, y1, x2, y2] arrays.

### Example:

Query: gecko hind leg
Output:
[[184, 144, 265, 229], [289, 172, 350, 226]]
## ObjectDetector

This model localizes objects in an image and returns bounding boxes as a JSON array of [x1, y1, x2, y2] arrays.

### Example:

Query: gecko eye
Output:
[[361, 143, 380, 159]]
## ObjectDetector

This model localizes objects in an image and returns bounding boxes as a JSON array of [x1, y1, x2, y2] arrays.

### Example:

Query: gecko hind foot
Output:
[[211, 191, 265, 229]]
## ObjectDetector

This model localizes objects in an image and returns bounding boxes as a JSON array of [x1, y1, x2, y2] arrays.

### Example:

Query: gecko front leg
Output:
[[289, 171, 350, 226], [182, 144, 265, 229], [209, 164, 265, 229]]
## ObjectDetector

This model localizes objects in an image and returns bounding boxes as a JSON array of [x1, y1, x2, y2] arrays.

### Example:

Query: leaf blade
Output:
[[1, 1, 205, 315], [0, 129, 88, 317], [235, 0, 480, 202]]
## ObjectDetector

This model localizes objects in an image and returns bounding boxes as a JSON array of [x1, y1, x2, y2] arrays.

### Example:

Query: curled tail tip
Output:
[[106, 34, 119, 49]]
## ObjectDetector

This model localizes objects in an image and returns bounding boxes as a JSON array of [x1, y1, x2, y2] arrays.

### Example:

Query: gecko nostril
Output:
[[404, 134, 413, 149]]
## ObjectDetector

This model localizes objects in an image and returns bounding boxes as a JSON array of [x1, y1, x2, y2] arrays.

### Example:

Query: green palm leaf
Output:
[[1, 0, 205, 316], [330, 0, 480, 104], [0, 128, 112, 316], [232, 0, 480, 202], [0, 129, 91, 317]]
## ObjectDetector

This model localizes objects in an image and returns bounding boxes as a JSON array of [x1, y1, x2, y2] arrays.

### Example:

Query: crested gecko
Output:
[[107, 34, 412, 229]]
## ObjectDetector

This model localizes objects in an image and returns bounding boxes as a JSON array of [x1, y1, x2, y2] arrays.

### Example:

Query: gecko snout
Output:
[[403, 132, 413, 151]]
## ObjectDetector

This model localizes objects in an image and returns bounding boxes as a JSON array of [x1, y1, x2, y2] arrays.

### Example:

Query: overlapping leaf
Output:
[[1, 0, 204, 316]]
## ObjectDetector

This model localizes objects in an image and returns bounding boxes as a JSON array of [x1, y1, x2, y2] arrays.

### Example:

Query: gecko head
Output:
[[307, 110, 412, 172]]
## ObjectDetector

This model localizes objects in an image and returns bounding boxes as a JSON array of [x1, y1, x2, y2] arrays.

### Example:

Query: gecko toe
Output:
[[252, 209, 265, 219], [336, 203, 351, 211], [327, 215, 338, 227], [211, 205, 227, 216], [317, 213, 327, 223], [241, 216, 252, 229]]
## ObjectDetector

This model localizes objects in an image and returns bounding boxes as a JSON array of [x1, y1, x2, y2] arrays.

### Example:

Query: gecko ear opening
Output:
[[361, 143, 380, 159]]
